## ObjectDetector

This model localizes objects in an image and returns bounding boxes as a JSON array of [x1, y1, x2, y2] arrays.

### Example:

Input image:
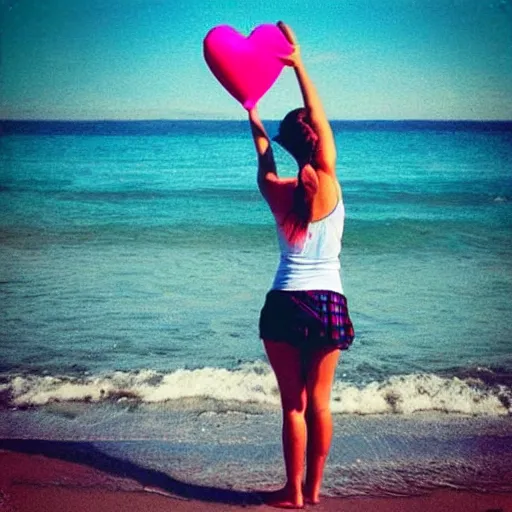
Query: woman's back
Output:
[[271, 176, 344, 293]]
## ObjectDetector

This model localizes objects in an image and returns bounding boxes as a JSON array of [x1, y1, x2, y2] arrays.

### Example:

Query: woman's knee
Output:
[[281, 392, 307, 415], [306, 392, 332, 417]]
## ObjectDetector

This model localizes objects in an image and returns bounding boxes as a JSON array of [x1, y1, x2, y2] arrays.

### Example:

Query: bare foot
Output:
[[260, 487, 304, 509], [303, 484, 320, 505], [304, 495, 320, 505]]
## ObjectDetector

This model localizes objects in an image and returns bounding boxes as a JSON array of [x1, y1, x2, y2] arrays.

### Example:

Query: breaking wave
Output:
[[1, 363, 510, 416]]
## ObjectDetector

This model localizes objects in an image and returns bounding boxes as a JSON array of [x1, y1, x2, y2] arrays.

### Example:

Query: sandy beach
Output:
[[2, 447, 512, 512]]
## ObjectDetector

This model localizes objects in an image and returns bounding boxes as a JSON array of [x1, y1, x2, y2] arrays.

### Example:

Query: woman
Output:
[[248, 22, 354, 509]]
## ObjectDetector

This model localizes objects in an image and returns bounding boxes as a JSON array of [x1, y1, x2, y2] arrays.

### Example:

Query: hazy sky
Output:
[[1, 0, 511, 120]]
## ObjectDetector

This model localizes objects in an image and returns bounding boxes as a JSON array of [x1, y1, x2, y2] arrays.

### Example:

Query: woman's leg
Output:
[[304, 347, 340, 504], [264, 340, 307, 508]]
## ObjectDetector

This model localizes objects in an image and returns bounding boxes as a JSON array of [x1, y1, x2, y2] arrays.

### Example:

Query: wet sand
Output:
[[2, 449, 512, 512]]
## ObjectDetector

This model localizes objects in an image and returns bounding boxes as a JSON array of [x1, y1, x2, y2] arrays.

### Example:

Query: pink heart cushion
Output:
[[203, 24, 293, 110]]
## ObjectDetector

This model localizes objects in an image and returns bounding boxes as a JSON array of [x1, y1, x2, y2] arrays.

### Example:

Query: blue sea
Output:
[[1, 120, 511, 498]]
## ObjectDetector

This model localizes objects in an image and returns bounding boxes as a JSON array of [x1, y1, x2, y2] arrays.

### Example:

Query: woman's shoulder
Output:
[[311, 171, 341, 221], [260, 176, 297, 219], [316, 170, 340, 196]]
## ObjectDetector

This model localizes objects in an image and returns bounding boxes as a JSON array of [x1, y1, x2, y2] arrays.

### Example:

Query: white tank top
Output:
[[271, 199, 345, 293]]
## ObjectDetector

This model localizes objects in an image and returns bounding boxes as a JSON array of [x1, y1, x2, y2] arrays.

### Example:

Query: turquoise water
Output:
[[1, 120, 512, 497], [1, 122, 511, 392]]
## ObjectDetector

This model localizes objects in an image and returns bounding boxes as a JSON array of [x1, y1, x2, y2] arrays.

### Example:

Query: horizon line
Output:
[[2, 118, 512, 123]]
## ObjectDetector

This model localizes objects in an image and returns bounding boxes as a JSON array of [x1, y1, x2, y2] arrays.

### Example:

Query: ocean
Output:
[[1, 119, 511, 497]]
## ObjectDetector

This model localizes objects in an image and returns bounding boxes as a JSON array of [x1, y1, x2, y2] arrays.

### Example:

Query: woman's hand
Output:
[[277, 21, 298, 45], [277, 22, 302, 68], [279, 45, 301, 68]]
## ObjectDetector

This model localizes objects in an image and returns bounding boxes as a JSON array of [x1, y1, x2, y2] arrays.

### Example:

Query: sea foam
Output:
[[1, 363, 510, 416]]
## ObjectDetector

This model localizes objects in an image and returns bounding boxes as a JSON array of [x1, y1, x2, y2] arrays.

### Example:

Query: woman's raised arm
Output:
[[248, 107, 278, 198], [248, 107, 296, 210], [277, 21, 337, 174]]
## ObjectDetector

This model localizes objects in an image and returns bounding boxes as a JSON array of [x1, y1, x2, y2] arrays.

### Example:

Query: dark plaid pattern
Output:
[[259, 290, 355, 350]]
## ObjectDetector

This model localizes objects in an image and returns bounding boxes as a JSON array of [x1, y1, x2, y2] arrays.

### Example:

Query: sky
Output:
[[1, 0, 511, 120]]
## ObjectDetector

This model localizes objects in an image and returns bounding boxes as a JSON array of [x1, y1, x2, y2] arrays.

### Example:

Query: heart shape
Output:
[[203, 24, 293, 110]]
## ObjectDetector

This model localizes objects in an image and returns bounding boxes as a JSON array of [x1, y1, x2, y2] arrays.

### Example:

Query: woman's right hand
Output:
[[277, 22, 302, 68], [279, 44, 301, 68], [277, 21, 298, 45]]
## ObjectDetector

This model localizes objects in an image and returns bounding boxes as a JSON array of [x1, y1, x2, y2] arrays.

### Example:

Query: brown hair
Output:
[[273, 108, 320, 246], [280, 165, 319, 246], [273, 108, 318, 165]]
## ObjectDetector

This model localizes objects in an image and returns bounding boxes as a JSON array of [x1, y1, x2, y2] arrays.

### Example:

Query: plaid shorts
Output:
[[259, 290, 355, 350]]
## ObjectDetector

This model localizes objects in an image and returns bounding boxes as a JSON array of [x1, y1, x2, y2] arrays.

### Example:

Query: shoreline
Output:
[[2, 411, 512, 500], [2, 449, 512, 512]]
